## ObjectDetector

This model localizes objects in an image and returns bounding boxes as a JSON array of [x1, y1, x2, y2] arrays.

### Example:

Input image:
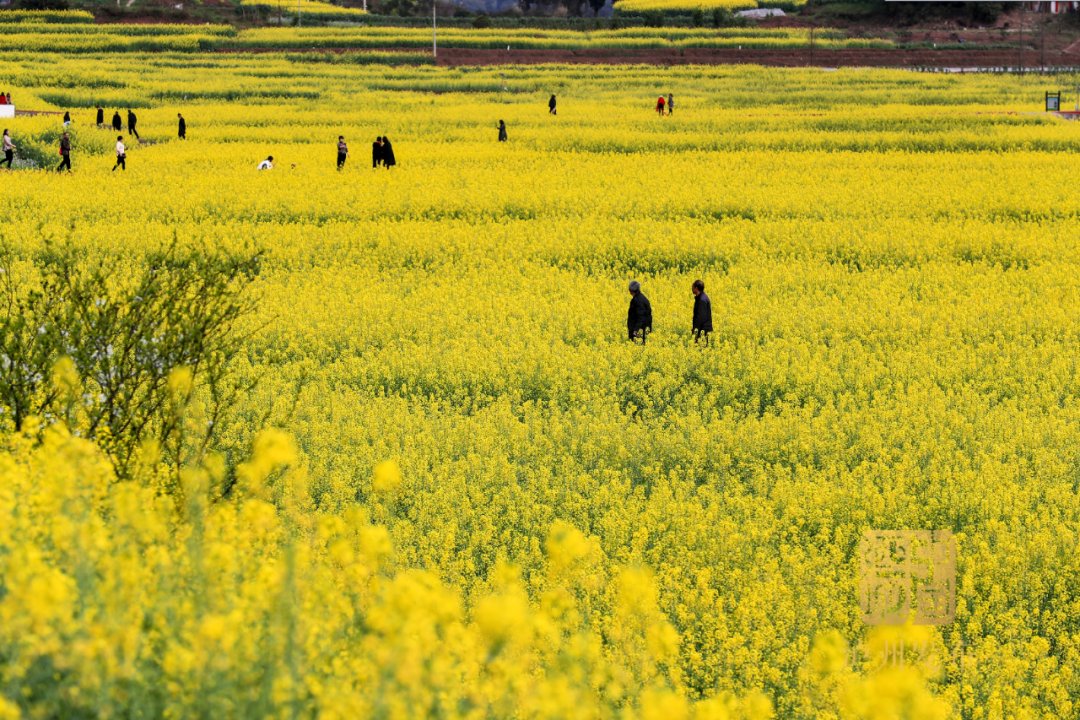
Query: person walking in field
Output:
[[1, 129, 15, 168], [667, 93, 674, 116], [627, 280, 653, 344], [127, 109, 139, 141], [258, 155, 274, 170], [63, 111, 71, 128], [656, 95, 666, 116], [498, 120, 507, 142], [112, 135, 126, 172], [56, 132, 71, 172], [372, 136, 383, 168], [691, 279, 712, 345], [1, 129, 14, 169], [381, 136, 396, 168], [112, 111, 122, 132], [96, 106, 104, 127], [548, 94, 557, 115], [337, 136, 348, 170], [177, 113, 186, 140]]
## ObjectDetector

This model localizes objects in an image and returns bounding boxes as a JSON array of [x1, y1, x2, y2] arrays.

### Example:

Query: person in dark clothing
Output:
[[63, 111, 71, 127], [381, 136, 396, 168], [498, 120, 507, 142], [372, 136, 383, 168], [56, 132, 71, 172], [178, 113, 186, 140], [627, 280, 653, 344], [337, 135, 348, 170], [96, 106, 104, 127], [127, 109, 139, 140], [548, 94, 557, 115], [691, 279, 712, 345], [112, 111, 122, 132]]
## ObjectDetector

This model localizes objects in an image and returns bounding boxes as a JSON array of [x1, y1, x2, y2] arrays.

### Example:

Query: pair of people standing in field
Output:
[[627, 279, 712, 345], [656, 93, 674, 116], [494, 93, 550, 143], [371, 136, 396, 169]]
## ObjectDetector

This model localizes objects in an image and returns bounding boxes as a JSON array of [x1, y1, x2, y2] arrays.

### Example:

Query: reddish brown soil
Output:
[[434, 46, 1080, 68]]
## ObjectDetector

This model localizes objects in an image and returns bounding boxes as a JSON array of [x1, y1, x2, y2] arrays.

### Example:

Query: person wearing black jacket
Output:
[[381, 136, 396, 168], [95, 106, 104, 127], [112, 111, 122, 132], [127, 109, 139, 140], [548, 94, 557, 115], [627, 280, 652, 343], [692, 279, 713, 345], [372, 136, 383, 168], [178, 113, 186, 140]]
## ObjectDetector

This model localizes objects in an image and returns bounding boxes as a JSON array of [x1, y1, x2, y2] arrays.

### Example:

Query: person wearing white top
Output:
[[258, 155, 274, 170], [1, 129, 15, 169], [112, 135, 126, 172]]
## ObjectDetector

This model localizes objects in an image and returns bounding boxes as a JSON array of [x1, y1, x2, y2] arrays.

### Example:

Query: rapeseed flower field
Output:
[[239, 0, 368, 20], [0, 23, 888, 53], [613, 0, 793, 14], [1, 38, 1079, 718]]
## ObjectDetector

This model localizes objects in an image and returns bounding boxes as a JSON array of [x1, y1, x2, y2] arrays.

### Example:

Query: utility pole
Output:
[[433, 0, 437, 59]]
